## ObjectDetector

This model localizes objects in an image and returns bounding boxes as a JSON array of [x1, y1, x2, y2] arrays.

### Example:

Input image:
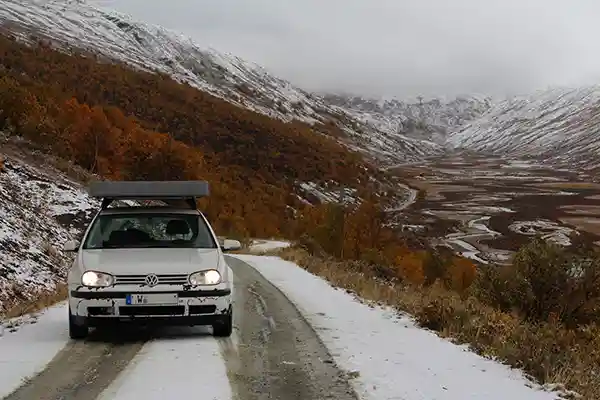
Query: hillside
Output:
[[2, 15, 423, 238], [0, 142, 97, 314], [448, 87, 600, 172], [0, 0, 458, 167]]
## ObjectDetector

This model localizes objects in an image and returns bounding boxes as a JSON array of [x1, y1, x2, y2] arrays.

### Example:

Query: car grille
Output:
[[114, 274, 188, 286]]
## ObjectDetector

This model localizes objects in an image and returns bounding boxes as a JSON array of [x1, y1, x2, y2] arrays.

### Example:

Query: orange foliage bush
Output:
[[395, 251, 427, 285], [293, 199, 478, 291], [445, 256, 477, 293]]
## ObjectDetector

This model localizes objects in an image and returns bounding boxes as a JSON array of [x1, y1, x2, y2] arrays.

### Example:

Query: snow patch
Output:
[[509, 220, 577, 246], [97, 327, 232, 400], [249, 240, 291, 253], [298, 181, 359, 205], [0, 302, 69, 398]]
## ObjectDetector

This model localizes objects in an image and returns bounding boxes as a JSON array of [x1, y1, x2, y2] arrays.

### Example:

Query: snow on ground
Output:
[[298, 181, 360, 205], [385, 183, 418, 212], [441, 216, 502, 264], [232, 254, 559, 400], [509, 220, 577, 246], [249, 239, 291, 253], [0, 155, 97, 313], [97, 327, 232, 400], [0, 302, 68, 398]]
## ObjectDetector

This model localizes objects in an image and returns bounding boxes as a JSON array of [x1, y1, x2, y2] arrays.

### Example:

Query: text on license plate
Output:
[[125, 293, 178, 305]]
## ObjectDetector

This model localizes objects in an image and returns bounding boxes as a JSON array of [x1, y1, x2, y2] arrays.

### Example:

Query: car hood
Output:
[[80, 248, 222, 275]]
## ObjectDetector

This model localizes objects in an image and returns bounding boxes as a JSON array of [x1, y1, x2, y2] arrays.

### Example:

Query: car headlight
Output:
[[189, 269, 221, 286], [81, 271, 114, 288]]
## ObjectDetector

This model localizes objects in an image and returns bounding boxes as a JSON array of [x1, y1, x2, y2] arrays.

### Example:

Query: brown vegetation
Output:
[[0, 34, 371, 184], [2, 284, 67, 320], [0, 34, 381, 239], [292, 201, 478, 292], [276, 237, 600, 399]]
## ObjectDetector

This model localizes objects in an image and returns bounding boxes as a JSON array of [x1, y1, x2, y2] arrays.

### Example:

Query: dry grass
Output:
[[0, 137, 95, 184], [273, 246, 600, 400], [1, 284, 67, 320]]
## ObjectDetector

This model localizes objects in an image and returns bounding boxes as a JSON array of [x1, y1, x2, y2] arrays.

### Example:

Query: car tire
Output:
[[212, 307, 233, 337], [69, 307, 88, 340]]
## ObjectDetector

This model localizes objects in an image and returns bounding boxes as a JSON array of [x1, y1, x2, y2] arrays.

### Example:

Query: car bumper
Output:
[[69, 286, 232, 327]]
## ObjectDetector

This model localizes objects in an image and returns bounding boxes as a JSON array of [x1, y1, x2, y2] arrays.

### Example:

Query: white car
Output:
[[64, 181, 241, 340]]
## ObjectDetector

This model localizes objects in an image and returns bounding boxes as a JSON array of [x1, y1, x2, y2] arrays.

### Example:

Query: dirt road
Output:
[[2, 256, 357, 400]]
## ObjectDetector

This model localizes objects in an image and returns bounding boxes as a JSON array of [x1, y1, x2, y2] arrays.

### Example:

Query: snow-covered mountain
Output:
[[0, 0, 466, 167], [324, 94, 493, 144], [2, 0, 600, 173], [449, 87, 600, 171]]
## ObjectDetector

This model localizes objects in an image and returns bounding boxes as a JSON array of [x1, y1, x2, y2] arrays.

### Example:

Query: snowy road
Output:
[[0, 254, 356, 400], [0, 248, 558, 400]]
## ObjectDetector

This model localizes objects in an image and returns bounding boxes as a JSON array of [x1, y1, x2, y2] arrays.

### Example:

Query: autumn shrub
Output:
[[293, 198, 478, 293], [277, 246, 600, 399], [473, 238, 600, 327]]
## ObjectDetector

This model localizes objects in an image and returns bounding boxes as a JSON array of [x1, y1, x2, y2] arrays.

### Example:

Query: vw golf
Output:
[[64, 180, 240, 339]]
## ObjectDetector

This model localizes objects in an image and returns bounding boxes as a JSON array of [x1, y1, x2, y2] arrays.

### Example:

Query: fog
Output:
[[92, 0, 600, 99]]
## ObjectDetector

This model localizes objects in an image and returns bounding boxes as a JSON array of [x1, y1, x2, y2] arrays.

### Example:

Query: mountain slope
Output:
[[3, 0, 600, 174], [324, 94, 493, 144], [0, 0, 454, 167], [0, 146, 97, 314], [448, 87, 600, 172]]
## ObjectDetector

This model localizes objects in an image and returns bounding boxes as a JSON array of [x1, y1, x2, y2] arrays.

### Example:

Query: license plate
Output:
[[125, 293, 178, 305]]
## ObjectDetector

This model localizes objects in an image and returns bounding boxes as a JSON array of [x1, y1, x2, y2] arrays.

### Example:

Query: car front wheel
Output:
[[69, 307, 88, 340], [212, 307, 233, 337]]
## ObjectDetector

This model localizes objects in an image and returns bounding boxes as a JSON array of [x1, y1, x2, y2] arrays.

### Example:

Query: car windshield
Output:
[[82, 212, 217, 249]]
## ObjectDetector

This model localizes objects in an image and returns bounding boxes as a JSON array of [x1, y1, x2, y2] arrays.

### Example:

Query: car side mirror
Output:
[[63, 240, 80, 252], [222, 239, 242, 252]]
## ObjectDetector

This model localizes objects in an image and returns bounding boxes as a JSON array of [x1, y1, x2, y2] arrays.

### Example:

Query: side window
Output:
[[196, 215, 216, 248]]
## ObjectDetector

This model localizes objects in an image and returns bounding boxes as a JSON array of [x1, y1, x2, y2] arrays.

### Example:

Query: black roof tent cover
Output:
[[88, 181, 210, 210]]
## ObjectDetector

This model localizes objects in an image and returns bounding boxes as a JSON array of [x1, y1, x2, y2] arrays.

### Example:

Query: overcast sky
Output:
[[92, 0, 600, 99]]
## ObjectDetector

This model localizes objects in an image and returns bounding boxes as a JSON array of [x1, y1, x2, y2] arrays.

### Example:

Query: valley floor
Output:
[[390, 153, 600, 264], [0, 242, 559, 400]]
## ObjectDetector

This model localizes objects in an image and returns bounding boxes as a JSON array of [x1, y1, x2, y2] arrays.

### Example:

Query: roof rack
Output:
[[88, 180, 210, 210]]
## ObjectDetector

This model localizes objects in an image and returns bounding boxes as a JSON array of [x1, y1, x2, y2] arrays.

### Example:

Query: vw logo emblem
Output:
[[144, 274, 159, 287]]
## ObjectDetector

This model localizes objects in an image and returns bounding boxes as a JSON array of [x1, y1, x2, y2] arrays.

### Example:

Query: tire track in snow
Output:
[[2, 333, 146, 400], [220, 256, 358, 400]]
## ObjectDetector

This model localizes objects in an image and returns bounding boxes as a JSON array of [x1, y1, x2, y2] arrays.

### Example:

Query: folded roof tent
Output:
[[88, 181, 210, 210]]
